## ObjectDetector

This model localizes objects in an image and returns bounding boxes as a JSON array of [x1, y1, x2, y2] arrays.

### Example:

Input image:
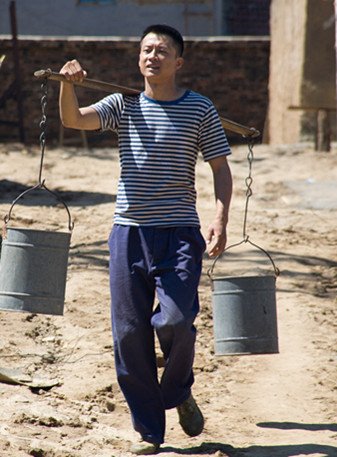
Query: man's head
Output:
[[141, 24, 184, 57], [139, 24, 184, 83]]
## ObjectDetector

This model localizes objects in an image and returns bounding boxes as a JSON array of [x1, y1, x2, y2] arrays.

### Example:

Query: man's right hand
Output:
[[60, 59, 87, 82], [59, 60, 100, 131]]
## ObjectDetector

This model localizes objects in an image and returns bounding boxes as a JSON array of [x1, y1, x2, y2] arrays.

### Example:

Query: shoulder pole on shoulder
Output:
[[34, 68, 260, 138]]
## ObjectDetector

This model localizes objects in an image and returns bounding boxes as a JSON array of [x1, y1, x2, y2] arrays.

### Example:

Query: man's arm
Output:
[[59, 59, 101, 131], [206, 155, 233, 258]]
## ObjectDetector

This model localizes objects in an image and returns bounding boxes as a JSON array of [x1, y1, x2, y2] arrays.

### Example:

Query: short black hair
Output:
[[141, 24, 184, 57]]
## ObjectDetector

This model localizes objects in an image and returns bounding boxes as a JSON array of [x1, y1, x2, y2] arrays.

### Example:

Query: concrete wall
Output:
[[0, 0, 222, 37], [0, 0, 271, 38], [268, 0, 336, 144], [222, 0, 271, 36], [0, 37, 270, 145], [301, 0, 336, 108]]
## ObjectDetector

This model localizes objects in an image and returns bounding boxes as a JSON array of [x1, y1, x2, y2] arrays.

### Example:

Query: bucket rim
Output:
[[3, 226, 71, 236], [210, 274, 276, 282]]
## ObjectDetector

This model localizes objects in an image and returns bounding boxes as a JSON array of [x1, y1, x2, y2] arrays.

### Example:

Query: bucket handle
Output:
[[207, 236, 280, 282], [3, 180, 74, 235]]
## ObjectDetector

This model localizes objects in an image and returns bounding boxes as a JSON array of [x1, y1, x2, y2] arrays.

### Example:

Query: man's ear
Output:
[[176, 57, 184, 71]]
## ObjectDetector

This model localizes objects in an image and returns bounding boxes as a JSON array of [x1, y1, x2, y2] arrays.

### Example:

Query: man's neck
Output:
[[144, 81, 185, 101]]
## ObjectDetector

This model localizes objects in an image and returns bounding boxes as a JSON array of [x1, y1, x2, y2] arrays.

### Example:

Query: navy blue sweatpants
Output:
[[108, 225, 206, 444]]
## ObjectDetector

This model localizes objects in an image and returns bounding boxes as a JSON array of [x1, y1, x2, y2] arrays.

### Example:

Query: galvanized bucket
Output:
[[0, 182, 73, 316], [208, 240, 279, 355], [211, 274, 278, 355], [0, 227, 71, 315]]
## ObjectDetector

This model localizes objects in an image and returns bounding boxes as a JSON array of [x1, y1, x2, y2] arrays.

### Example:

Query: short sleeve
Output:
[[198, 103, 231, 161], [90, 93, 124, 131]]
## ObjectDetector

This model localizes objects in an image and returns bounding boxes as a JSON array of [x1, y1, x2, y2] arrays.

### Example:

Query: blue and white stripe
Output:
[[91, 90, 231, 227]]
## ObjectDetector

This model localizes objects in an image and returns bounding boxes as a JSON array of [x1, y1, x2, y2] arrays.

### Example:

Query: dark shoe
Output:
[[177, 394, 204, 437], [130, 440, 160, 455]]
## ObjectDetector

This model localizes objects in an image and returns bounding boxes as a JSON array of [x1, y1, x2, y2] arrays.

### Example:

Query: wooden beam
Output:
[[34, 69, 261, 138]]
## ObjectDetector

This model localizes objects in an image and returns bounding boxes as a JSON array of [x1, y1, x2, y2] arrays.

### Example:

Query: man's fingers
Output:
[[60, 60, 87, 82], [207, 235, 227, 258], [205, 226, 213, 245], [208, 244, 222, 258]]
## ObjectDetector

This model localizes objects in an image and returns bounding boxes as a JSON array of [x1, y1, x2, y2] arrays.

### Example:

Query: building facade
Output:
[[0, 0, 270, 37]]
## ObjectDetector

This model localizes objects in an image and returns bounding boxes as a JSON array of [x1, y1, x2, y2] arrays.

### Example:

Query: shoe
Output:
[[130, 440, 160, 455], [176, 394, 204, 437]]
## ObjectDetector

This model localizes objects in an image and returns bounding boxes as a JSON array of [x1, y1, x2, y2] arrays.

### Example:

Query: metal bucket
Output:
[[211, 274, 279, 355], [0, 227, 71, 315]]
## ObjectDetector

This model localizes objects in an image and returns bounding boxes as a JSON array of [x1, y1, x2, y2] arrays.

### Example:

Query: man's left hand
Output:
[[206, 220, 227, 258]]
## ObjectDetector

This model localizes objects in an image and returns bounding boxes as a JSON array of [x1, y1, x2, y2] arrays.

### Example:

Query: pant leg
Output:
[[151, 227, 206, 409], [108, 225, 165, 444]]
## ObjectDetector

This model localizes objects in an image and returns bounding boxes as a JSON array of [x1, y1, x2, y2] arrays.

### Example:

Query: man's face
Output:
[[139, 32, 183, 82]]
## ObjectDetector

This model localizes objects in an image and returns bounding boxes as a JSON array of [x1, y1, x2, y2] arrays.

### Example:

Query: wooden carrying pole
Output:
[[34, 69, 260, 138]]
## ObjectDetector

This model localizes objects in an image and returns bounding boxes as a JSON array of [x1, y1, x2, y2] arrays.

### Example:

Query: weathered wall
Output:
[[0, 0, 220, 37], [301, 0, 336, 107], [222, 0, 271, 36], [0, 37, 270, 146], [0, 0, 270, 38], [335, 0, 337, 118], [268, 0, 336, 144]]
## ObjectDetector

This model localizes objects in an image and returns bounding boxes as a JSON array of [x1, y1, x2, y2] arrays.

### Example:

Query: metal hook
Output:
[[3, 78, 74, 233], [207, 137, 279, 281]]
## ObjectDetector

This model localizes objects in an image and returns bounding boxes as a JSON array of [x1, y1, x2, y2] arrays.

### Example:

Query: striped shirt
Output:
[[91, 90, 231, 227]]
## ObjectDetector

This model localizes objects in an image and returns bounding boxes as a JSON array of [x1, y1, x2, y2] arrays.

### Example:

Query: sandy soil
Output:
[[0, 140, 336, 457]]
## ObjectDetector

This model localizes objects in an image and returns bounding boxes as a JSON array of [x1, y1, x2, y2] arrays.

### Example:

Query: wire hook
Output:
[[3, 78, 74, 232], [208, 137, 279, 281]]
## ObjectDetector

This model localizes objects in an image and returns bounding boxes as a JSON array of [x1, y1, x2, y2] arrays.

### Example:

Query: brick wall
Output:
[[0, 37, 270, 146]]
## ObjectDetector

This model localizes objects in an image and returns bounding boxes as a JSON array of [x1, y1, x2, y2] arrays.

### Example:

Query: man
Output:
[[59, 24, 232, 455]]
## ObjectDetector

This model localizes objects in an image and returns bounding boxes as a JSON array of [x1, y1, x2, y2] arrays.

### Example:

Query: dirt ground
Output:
[[0, 139, 336, 457]]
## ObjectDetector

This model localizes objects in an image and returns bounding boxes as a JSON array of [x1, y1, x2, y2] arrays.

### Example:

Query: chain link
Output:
[[242, 138, 254, 240], [38, 79, 48, 185], [3, 77, 74, 232], [207, 136, 280, 279]]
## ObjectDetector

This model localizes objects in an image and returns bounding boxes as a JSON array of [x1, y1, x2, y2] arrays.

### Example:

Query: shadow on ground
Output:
[[69, 239, 109, 270], [0, 179, 115, 206], [257, 421, 337, 432], [203, 248, 337, 298], [162, 441, 337, 456]]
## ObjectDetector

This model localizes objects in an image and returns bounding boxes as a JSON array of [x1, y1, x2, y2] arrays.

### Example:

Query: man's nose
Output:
[[148, 49, 158, 59]]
